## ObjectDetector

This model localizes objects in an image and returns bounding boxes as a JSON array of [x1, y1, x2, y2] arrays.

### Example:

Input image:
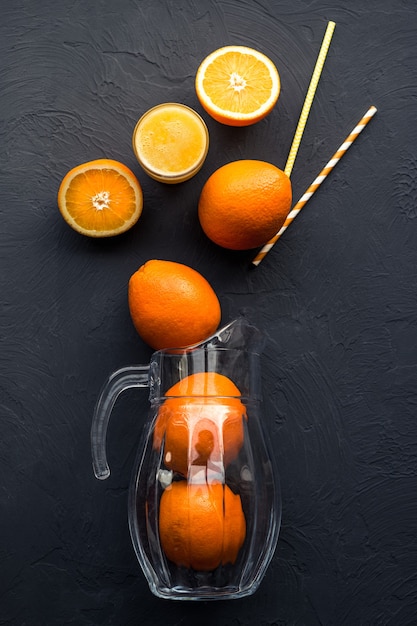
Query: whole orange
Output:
[[128, 260, 221, 350], [159, 480, 246, 571], [153, 372, 247, 476], [198, 159, 292, 250]]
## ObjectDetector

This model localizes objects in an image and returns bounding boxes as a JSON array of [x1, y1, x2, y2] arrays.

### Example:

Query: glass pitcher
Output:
[[91, 318, 281, 601]]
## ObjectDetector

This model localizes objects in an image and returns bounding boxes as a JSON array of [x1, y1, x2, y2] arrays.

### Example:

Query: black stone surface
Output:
[[1, 1, 416, 624]]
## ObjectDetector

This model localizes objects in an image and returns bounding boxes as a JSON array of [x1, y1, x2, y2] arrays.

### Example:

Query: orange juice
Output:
[[132, 103, 209, 184]]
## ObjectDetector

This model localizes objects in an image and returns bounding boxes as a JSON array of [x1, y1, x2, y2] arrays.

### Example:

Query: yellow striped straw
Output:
[[284, 20, 336, 178], [252, 105, 378, 266]]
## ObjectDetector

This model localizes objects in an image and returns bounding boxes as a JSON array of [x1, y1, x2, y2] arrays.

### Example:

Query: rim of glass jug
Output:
[[150, 317, 265, 355]]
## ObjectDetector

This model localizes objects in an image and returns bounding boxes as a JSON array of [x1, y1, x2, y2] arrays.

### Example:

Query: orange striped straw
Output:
[[252, 105, 377, 267]]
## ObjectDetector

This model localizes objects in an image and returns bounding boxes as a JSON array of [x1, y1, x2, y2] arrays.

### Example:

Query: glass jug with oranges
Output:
[[91, 318, 281, 600]]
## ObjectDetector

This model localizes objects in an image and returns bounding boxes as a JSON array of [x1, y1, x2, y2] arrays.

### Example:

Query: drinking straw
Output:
[[252, 105, 377, 266], [284, 20, 336, 178]]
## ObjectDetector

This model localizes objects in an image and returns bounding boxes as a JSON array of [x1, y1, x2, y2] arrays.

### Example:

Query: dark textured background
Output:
[[1, 1, 416, 624]]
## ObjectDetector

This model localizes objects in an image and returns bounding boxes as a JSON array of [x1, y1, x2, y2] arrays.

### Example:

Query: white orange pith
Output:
[[58, 159, 143, 237], [195, 45, 280, 126]]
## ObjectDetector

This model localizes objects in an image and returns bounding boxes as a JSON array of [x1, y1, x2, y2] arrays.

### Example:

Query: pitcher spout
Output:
[[194, 317, 265, 354]]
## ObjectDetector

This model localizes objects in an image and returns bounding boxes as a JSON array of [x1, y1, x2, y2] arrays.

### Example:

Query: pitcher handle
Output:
[[91, 365, 150, 480]]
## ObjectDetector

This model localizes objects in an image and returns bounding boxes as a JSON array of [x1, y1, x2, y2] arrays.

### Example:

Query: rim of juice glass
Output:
[[132, 102, 210, 184]]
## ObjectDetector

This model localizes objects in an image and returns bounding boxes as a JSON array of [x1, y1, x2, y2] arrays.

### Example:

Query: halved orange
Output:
[[195, 45, 280, 126], [58, 159, 143, 237]]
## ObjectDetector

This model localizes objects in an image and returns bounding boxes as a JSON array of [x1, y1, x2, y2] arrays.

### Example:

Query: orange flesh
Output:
[[202, 51, 275, 114], [64, 168, 138, 231]]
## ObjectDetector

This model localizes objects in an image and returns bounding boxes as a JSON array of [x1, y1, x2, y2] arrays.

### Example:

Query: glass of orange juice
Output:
[[132, 103, 209, 184]]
